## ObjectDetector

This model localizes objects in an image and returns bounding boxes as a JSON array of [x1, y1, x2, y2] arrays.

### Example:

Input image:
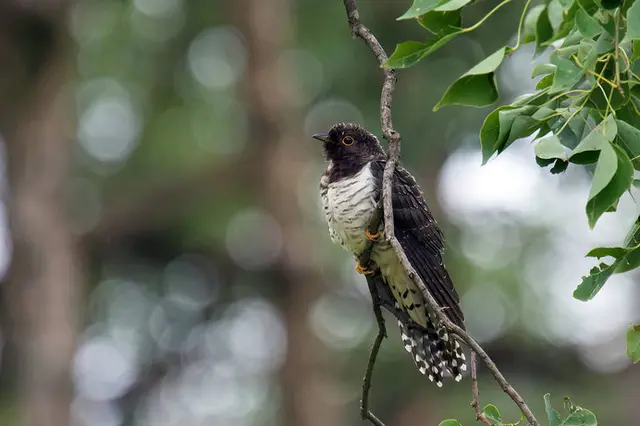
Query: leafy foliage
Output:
[[482, 404, 503, 425], [434, 48, 509, 110], [438, 420, 464, 426], [442, 395, 598, 426], [626, 323, 640, 362], [388, 0, 640, 328], [544, 394, 598, 426], [386, 1, 640, 422]]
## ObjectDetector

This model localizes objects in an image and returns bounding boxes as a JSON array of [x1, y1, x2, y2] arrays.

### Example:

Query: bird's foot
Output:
[[355, 261, 375, 275], [365, 228, 382, 241]]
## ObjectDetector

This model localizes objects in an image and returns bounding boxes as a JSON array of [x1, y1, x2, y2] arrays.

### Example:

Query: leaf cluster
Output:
[[388, 0, 640, 322], [438, 396, 597, 426]]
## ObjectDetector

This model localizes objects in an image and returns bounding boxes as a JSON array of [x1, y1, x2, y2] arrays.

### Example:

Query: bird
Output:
[[312, 122, 466, 386]]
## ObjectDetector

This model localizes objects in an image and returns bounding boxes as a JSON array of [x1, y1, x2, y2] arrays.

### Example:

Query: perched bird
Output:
[[312, 123, 466, 386]]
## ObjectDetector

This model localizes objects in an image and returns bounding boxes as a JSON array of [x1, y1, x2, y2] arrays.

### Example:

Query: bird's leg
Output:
[[365, 227, 382, 241], [356, 261, 376, 275]]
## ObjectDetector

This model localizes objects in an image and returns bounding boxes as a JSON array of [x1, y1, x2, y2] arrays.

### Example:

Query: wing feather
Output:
[[371, 160, 465, 328]]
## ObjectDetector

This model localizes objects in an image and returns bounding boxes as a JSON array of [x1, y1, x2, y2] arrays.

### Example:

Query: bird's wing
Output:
[[371, 160, 465, 329]]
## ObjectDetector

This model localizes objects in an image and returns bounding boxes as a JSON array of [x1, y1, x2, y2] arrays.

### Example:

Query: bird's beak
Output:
[[312, 132, 331, 143]]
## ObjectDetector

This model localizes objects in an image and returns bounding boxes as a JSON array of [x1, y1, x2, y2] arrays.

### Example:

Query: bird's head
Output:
[[312, 123, 384, 163]]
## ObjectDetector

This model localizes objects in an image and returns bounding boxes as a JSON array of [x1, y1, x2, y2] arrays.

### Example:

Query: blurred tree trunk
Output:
[[0, 2, 80, 426], [236, 1, 345, 426]]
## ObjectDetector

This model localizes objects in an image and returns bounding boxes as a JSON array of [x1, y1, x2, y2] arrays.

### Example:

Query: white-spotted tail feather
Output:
[[397, 315, 466, 386]]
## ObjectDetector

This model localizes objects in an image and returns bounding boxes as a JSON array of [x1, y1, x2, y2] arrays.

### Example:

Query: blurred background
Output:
[[0, 1, 638, 425]]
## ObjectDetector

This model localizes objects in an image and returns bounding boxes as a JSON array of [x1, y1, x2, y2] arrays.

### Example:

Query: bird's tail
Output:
[[398, 315, 466, 387]]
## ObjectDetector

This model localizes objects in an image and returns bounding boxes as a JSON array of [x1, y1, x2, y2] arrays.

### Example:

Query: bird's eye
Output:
[[341, 136, 355, 146]]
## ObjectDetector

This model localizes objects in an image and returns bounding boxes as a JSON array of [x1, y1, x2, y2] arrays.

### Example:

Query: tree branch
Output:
[[340, 1, 540, 426], [360, 275, 387, 426], [471, 351, 493, 426], [342, 2, 397, 424]]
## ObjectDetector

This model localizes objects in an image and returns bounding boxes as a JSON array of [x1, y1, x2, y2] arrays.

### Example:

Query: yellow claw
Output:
[[355, 262, 375, 275], [365, 228, 382, 241]]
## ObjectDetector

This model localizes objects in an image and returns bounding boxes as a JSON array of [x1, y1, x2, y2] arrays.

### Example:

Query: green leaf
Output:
[[480, 107, 510, 163], [549, 55, 583, 93], [398, 0, 444, 20], [578, 221, 640, 300], [570, 115, 617, 164], [575, 9, 602, 38], [564, 30, 586, 51], [560, 397, 598, 426], [550, 158, 569, 173], [511, 89, 550, 107], [577, 39, 598, 71], [586, 246, 628, 258], [532, 62, 557, 77], [574, 262, 617, 300], [589, 56, 631, 110], [434, 0, 474, 11], [523, 5, 546, 43], [594, 30, 615, 54], [536, 156, 555, 167], [586, 143, 633, 228], [550, 0, 595, 43], [615, 119, 640, 169], [566, 110, 588, 145], [601, 0, 622, 8], [482, 404, 502, 425], [545, 394, 562, 426], [626, 324, 640, 363], [384, 33, 459, 68], [536, 74, 555, 89], [587, 140, 618, 201], [532, 106, 556, 120], [438, 420, 463, 426], [618, 99, 640, 129], [563, 408, 598, 426], [384, 41, 431, 68], [536, 6, 554, 52], [622, 0, 637, 18], [627, 0, 640, 40], [633, 40, 640, 61], [418, 10, 462, 36], [503, 115, 540, 151], [556, 44, 580, 57], [616, 219, 640, 273], [434, 48, 508, 110], [578, 0, 599, 13], [549, 0, 567, 26], [479, 104, 540, 163], [535, 135, 570, 160]]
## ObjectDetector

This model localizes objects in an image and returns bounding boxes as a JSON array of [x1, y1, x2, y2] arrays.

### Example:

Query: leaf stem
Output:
[[462, 0, 513, 33], [614, 9, 624, 96], [555, 92, 591, 135], [513, 0, 533, 51]]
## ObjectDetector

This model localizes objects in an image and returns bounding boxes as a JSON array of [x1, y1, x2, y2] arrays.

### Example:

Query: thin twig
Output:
[[360, 275, 387, 426], [471, 351, 493, 426], [340, 1, 541, 426], [341, 2, 397, 425]]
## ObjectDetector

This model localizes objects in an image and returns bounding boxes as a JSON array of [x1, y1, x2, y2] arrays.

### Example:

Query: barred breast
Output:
[[320, 162, 379, 254]]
